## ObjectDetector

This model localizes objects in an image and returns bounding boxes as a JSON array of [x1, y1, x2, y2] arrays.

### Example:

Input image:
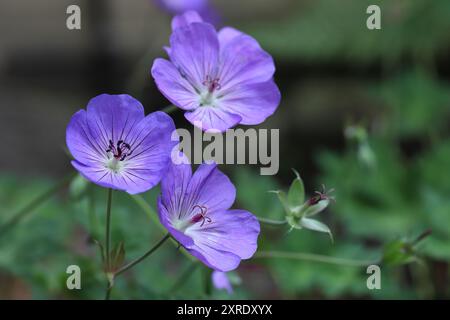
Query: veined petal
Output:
[[218, 33, 275, 91], [170, 22, 220, 90], [122, 111, 178, 194], [160, 153, 192, 213], [184, 106, 242, 132], [184, 163, 236, 215], [66, 110, 106, 167], [151, 58, 199, 111], [66, 94, 176, 194], [188, 244, 241, 272], [186, 209, 260, 261], [218, 80, 281, 125], [158, 196, 195, 248], [85, 94, 145, 152], [71, 160, 116, 190]]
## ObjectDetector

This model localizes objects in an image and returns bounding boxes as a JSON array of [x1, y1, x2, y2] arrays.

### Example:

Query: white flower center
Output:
[[106, 157, 124, 173]]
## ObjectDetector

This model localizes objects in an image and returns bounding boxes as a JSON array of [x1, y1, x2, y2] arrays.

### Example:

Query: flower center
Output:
[[200, 76, 221, 107], [173, 205, 212, 232], [106, 139, 133, 161], [307, 185, 335, 205], [105, 139, 133, 173], [190, 205, 212, 227], [203, 75, 221, 93]]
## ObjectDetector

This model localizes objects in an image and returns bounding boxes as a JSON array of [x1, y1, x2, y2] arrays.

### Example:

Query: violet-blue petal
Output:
[[85, 94, 145, 146], [119, 111, 178, 194], [217, 27, 242, 47], [160, 152, 192, 211], [66, 94, 176, 194], [66, 110, 107, 168], [157, 159, 260, 271], [171, 10, 203, 30], [71, 160, 116, 190], [184, 107, 242, 132], [151, 58, 198, 110], [218, 34, 275, 91], [212, 271, 233, 294], [186, 163, 236, 213], [155, 1, 219, 26], [155, 0, 207, 15], [158, 196, 195, 248], [188, 243, 241, 272], [217, 81, 281, 125], [169, 22, 219, 89], [186, 209, 260, 262]]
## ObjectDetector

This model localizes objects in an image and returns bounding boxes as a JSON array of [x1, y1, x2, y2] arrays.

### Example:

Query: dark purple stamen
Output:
[[307, 185, 335, 205], [106, 139, 133, 161], [191, 205, 212, 227], [203, 75, 221, 93]]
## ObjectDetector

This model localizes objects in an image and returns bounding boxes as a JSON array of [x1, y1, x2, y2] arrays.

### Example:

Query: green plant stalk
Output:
[[162, 104, 178, 114], [255, 251, 379, 267], [105, 233, 171, 299], [130, 194, 196, 262], [257, 217, 287, 226], [115, 233, 171, 277], [105, 189, 113, 270]]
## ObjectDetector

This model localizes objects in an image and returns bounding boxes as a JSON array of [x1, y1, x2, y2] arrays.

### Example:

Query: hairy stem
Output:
[[255, 251, 379, 267], [115, 233, 171, 277], [257, 216, 287, 226], [129, 194, 196, 262], [162, 105, 178, 114], [105, 189, 113, 270]]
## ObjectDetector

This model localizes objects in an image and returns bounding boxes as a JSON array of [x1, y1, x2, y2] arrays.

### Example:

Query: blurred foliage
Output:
[[0, 178, 249, 299], [250, 0, 450, 65]]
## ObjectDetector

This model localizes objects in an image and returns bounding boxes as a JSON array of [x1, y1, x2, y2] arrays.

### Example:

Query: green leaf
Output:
[[111, 242, 126, 271], [269, 190, 291, 216], [382, 239, 415, 266], [288, 169, 305, 213], [300, 217, 334, 243], [93, 239, 105, 265]]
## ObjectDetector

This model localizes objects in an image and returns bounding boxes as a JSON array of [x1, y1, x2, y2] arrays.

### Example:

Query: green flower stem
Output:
[[114, 233, 171, 277], [0, 173, 75, 239], [162, 105, 178, 114], [412, 229, 432, 246], [255, 251, 379, 267], [105, 189, 113, 270], [105, 233, 171, 299], [257, 217, 288, 226], [105, 282, 112, 300]]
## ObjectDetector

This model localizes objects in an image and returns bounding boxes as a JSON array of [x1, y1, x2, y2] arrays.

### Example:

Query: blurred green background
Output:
[[0, 0, 449, 299]]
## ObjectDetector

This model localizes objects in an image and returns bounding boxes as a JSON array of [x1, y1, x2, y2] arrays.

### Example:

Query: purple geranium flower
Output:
[[66, 94, 177, 194], [212, 271, 233, 294], [157, 156, 260, 271], [153, 0, 219, 25], [151, 11, 281, 132]]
